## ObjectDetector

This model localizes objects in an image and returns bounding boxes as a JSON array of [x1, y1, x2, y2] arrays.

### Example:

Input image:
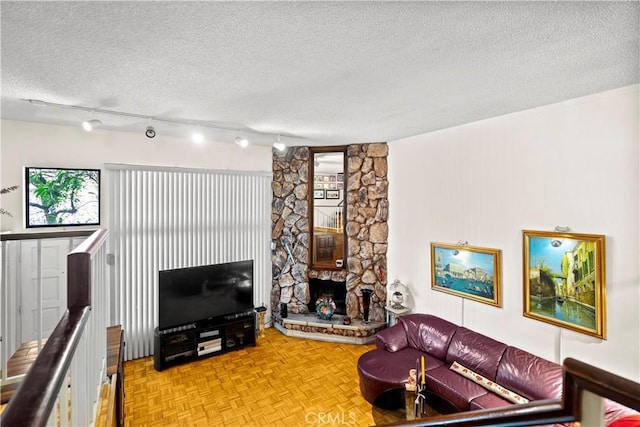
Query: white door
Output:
[[20, 239, 69, 343]]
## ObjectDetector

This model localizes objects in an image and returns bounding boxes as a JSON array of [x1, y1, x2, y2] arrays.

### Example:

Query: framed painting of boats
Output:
[[523, 230, 606, 339], [430, 242, 502, 307]]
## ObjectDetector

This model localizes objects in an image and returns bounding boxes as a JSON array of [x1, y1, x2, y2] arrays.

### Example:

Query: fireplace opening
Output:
[[308, 278, 347, 315]]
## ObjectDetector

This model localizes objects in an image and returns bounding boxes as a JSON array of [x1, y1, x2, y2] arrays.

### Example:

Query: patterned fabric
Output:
[[450, 361, 529, 404], [607, 415, 640, 427]]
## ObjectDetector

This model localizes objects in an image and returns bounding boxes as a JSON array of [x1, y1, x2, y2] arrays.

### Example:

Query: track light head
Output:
[[235, 136, 248, 148], [273, 135, 285, 152], [82, 119, 102, 132], [192, 132, 204, 144], [145, 126, 156, 138]]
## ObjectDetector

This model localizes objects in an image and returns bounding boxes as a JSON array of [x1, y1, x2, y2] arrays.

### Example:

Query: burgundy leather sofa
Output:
[[357, 314, 637, 425]]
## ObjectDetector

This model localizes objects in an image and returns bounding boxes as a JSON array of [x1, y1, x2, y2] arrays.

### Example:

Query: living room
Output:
[[1, 2, 639, 426]]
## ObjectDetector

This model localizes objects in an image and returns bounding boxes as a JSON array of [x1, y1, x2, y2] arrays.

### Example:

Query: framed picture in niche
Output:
[[337, 173, 344, 182], [326, 190, 340, 199], [314, 189, 325, 199]]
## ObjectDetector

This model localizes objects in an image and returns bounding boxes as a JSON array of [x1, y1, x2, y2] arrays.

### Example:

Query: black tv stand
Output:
[[154, 311, 256, 371]]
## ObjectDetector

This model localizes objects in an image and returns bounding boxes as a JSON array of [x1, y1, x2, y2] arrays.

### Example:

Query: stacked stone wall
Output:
[[271, 143, 388, 322]]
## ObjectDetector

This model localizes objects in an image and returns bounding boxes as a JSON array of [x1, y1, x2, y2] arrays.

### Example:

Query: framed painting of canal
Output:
[[430, 242, 502, 307], [523, 230, 606, 340]]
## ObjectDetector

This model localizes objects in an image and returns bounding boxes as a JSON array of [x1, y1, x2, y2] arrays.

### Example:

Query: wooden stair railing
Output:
[[380, 357, 640, 427], [0, 229, 109, 427]]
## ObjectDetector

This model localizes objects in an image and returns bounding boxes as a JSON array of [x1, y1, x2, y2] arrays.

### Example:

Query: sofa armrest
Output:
[[375, 324, 408, 352]]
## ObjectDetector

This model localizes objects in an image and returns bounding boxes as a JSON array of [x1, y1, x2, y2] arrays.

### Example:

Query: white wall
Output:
[[0, 119, 273, 232], [387, 85, 640, 381]]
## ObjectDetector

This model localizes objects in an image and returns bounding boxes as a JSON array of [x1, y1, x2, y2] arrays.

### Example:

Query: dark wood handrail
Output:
[[563, 357, 640, 412], [380, 357, 640, 427], [67, 229, 109, 308], [0, 229, 108, 427], [69, 228, 108, 257], [382, 399, 571, 427], [0, 308, 90, 427], [0, 229, 96, 241]]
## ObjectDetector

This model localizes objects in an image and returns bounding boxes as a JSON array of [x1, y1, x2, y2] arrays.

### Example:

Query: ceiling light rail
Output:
[[23, 99, 302, 148]]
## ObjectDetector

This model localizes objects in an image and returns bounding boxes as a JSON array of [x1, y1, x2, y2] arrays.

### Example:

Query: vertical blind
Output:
[[107, 164, 272, 360]]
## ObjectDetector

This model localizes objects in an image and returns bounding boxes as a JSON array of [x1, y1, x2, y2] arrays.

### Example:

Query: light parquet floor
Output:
[[123, 327, 396, 427]]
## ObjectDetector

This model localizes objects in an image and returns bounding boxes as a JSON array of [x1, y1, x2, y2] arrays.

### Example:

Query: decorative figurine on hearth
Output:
[[316, 296, 337, 320]]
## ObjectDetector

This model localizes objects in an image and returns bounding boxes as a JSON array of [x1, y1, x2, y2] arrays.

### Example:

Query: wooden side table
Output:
[[386, 305, 410, 326]]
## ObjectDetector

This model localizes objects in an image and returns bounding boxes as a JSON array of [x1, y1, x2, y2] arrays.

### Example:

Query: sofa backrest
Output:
[[495, 346, 563, 400], [399, 314, 459, 360], [445, 327, 508, 381]]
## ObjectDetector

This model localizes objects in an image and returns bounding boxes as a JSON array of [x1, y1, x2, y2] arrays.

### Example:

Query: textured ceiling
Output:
[[1, 1, 638, 147]]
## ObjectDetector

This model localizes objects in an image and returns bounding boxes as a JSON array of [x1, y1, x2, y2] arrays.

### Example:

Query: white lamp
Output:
[[273, 135, 286, 151], [234, 136, 248, 148], [82, 119, 102, 132], [191, 130, 204, 143]]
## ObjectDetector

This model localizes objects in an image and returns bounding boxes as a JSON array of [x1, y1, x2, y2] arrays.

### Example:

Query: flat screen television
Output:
[[25, 166, 100, 228], [158, 260, 254, 330]]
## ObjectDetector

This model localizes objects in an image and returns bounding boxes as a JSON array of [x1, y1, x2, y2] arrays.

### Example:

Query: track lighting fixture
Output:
[[82, 119, 102, 132], [235, 136, 248, 148], [192, 132, 204, 144], [145, 126, 156, 138], [273, 135, 286, 152], [24, 99, 303, 147]]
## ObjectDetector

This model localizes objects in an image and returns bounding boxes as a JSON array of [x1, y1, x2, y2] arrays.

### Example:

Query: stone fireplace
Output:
[[271, 143, 389, 343], [308, 278, 347, 315]]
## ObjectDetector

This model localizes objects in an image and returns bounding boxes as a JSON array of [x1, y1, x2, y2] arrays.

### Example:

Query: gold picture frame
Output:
[[523, 230, 606, 339], [430, 242, 502, 307]]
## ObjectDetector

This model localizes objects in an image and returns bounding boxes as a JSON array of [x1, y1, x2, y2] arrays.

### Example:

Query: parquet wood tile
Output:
[[122, 327, 391, 427]]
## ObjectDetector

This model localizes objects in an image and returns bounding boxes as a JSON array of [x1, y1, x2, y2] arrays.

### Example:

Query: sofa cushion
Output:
[[375, 323, 408, 352], [445, 327, 507, 381], [605, 401, 640, 426], [607, 415, 640, 427], [427, 365, 489, 411], [496, 346, 562, 400], [399, 314, 459, 360], [469, 391, 512, 410], [357, 347, 445, 404], [426, 365, 488, 411]]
